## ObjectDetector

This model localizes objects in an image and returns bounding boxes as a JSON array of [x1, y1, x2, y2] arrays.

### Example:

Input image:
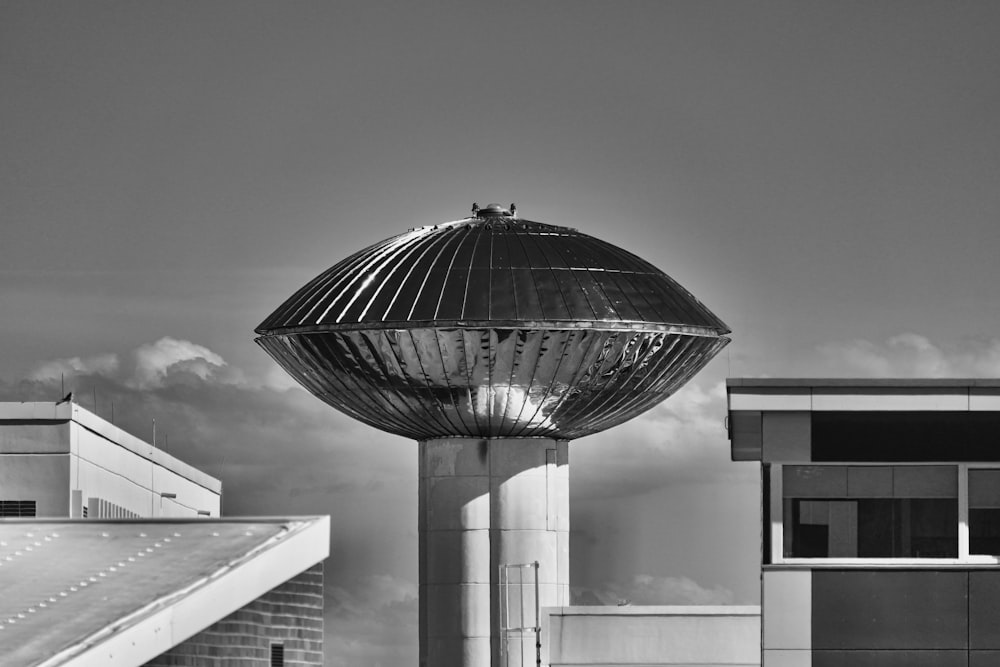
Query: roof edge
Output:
[[0, 401, 73, 421], [0, 402, 221, 493], [256, 321, 730, 337], [547, 605, 761, 617], [71, 403, 222, 494], [39, 516, 330, 667], [728, 377, 1000, 388]]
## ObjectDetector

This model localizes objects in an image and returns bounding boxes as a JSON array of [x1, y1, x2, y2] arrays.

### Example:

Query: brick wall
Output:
[[145, 562, 324, 666]]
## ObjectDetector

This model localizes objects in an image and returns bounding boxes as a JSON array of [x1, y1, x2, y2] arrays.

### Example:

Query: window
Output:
[[811, 412, 1000, 461], [970, 469, 1000, 555], [0, 500, 37, 517], [270, 642, 284, 667], [782, 466, 957, 559]]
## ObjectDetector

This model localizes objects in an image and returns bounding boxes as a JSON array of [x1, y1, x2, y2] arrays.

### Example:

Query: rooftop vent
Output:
[[472, 202, 515, 218]]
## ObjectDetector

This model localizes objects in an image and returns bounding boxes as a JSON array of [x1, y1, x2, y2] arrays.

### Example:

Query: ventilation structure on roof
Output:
[[0, 500, 36, 517], [86, 497, 139, 519]]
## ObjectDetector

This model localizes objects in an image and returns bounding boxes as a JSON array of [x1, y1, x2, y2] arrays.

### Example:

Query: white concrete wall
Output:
[[0, 454, 71, 516], [71, 420, 220, 518], [545, 606, 761, 667], [0, 419, 72, 516], [0, 403, 221, 519], [0, 420, 70, 454]]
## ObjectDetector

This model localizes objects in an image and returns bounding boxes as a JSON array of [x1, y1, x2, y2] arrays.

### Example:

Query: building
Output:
[[728, 378, 1000, 667], [0, 401, 220, 519], [543, 605, 760, 667], [0, 400, 329, 666], [0, 517, 328, 667]]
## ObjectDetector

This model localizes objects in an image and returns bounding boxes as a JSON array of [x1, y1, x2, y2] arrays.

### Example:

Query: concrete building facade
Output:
[[729, 379, 1000, 667], [0, 401, 220, 519], [145, 563, 325, 667], [0, 518, 329, 667], [544, 606, 760, 667], [0, 400, 327, 666]]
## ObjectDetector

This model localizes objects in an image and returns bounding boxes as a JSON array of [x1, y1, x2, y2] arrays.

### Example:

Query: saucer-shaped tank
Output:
[[255, 204, 730, 440]]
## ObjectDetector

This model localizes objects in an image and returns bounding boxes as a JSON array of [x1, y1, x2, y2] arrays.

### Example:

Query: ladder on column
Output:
[[499, 561, 541, 667]]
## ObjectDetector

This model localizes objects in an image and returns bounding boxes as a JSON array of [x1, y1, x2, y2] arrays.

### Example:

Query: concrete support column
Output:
[[419, 437, 569, 667]]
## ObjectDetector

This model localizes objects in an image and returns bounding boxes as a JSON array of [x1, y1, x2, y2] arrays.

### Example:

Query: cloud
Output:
[[8, 336, 755, 667], [324, 574, 417, 667], [25, 336, 251, 390], [818, 333, 1000, 377], [5, 337, 419, 667], [816, 339, 893, 376], [572, 378, 754, 499], [572, 574, 736, 606], [29, 353, 120, 382], [131, 337, 231, 389]]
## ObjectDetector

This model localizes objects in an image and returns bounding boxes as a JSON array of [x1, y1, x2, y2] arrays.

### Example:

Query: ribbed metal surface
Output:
[[257, 217, 728, 333], [256, 213, 730, 440]]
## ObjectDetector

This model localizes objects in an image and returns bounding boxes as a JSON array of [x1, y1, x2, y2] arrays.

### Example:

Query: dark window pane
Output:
[[783, 465, 847, 498], [969, 414, 1000, 458], [812, 412, 984, 461], [971, 508, 1000, 555], [790, 499, 829, 557], [970, 470, 1000, 555], [828, 501, 859, 557], [847, 466, 893, 498], [783, 473, 957, 559], [906, 498, 957, 557], [857, 499, 894, 557], [970, 470, 1000, 508], [893, 466, 956, 498], [762, 465, 772, 564]]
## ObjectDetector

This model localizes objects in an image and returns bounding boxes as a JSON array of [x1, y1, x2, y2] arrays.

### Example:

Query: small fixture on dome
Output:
[[476, 203, 511, 218]]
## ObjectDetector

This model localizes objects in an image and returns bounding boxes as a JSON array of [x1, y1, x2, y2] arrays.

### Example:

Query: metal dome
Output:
[[255, 206, 730, 440]]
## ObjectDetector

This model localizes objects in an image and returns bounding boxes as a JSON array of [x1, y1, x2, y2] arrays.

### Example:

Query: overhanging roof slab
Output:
[[0, 517, 329, 667]]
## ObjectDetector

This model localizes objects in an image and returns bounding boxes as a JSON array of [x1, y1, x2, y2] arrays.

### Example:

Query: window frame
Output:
[[769, 462, 1000, 566]]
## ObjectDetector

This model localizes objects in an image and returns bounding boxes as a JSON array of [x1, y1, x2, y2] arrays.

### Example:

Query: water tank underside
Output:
[[256, 326, 727, 440]]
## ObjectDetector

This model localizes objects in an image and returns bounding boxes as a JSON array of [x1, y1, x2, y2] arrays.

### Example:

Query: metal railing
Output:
[[499, 561, 541, 667]]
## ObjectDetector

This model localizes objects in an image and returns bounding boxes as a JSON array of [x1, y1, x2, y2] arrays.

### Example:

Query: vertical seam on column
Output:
[[488, 438, 497, 667]]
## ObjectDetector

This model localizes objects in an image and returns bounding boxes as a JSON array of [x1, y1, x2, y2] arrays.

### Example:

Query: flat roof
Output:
[[0, 517, 329, 666], [0, 402, 220, 493], [728, 378, 1000, 388], [548, 605, 761, 617]]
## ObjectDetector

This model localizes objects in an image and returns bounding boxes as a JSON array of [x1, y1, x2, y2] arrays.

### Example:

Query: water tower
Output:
[[255, 203, 730, 666]]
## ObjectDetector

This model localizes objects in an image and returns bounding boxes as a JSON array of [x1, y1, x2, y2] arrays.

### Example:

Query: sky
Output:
[[2, 1, 1000, 665]]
